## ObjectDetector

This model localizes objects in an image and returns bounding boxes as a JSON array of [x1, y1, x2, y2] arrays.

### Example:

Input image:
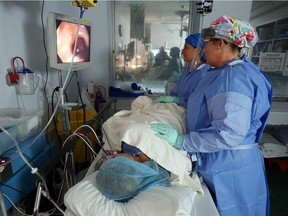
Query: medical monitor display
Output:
[[47, 12, 92, 71]]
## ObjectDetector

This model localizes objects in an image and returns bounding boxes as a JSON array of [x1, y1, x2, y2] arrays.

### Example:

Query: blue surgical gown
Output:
[[171, 63, 210, 108], [180, 56, 272, 216]]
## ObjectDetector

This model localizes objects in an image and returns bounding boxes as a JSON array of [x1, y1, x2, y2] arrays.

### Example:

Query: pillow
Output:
[[64, 172, 197, 216], [102, 96, 202, 192]]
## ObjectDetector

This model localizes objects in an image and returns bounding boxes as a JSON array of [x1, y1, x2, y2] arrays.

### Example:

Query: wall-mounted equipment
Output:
[[72, 0, 97, 9], [196, 0, 213, 14]]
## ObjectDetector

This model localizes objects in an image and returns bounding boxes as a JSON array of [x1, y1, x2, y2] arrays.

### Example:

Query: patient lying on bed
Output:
[[64, 96, 206, 216], [94, 95, 203, 203], [102, 95, 202, 191]]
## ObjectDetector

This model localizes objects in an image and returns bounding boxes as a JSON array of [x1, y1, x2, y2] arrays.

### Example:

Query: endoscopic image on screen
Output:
[[56, 20, 90, 63]]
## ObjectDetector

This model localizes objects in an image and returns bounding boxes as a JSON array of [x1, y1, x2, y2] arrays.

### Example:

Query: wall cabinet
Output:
[[252, 17, 288, 100], [252, 17, 288, 66]]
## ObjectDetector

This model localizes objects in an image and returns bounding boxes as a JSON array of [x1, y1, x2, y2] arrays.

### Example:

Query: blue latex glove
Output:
[[153, 96, 179, 104], [150, 123, 183, 149]]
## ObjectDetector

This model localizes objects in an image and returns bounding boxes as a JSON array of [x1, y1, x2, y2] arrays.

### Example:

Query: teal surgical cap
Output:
[[185, 33, 205, 49]]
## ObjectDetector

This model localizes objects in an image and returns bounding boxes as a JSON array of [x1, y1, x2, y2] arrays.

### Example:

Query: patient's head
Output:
[[96, 157, 144, 201], [96, 156, 171, 202]]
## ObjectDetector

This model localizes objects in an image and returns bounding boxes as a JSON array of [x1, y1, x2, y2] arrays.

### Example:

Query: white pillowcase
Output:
[[64, 172, 197, 216]]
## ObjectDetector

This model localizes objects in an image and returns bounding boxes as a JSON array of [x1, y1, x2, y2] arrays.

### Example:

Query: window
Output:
[[112, 1, 192, 94]]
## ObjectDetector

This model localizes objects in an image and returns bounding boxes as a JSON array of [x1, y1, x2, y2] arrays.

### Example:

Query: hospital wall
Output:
[[0, 1, 112, 122]]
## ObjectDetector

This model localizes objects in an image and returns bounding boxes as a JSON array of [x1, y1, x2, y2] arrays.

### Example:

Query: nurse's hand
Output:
[[150, 123, 183, 149], [152, 96, 179, 104]]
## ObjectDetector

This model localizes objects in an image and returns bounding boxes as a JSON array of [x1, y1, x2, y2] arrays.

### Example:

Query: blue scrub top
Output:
[[182, 56, 272, 152], [171, 63, 210, 108]]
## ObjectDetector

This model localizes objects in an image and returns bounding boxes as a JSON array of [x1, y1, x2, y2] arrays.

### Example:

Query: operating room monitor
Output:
[[47, 12, 92, 71]]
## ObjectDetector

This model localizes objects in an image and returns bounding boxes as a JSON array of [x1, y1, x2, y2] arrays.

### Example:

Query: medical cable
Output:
[[2, 193, 31, 216], [47, 202, 66, 216], [90, 117, 114, 151], [69, 133, 98, 156], [75, 124, 102, 147], [75, 71, 86, 124], [41, 0, 50, 124], [59, 125, 101, 184], [51, 87, 62, 144], [101, 126, 113, 152], [33, 73, 40, 91], [41, 191, 67, 216], [54, 154, 71, 203], [75, 132, 97, 154], [61, 124, 101, 156], [34, 73, 54, 90], [73, 122, 112, 156]]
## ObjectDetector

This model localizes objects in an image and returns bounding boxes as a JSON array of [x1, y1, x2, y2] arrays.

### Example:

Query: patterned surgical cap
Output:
[[208, 15, 258, 48]]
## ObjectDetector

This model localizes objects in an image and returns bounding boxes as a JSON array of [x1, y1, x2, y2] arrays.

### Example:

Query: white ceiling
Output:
[[115, 1, 288, 25], [250, 1, 288, 19], [115, 1, 190, 24]]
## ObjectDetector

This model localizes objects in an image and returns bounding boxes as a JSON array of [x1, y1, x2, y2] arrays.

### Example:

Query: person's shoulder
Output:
[[225, 56, 258, 73]]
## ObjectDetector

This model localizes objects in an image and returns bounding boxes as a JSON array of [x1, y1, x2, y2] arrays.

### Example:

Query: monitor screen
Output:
[[47, 12, 92, 71]]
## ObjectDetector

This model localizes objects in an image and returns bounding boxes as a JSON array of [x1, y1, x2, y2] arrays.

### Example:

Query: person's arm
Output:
[[181, 92, 252, 152]]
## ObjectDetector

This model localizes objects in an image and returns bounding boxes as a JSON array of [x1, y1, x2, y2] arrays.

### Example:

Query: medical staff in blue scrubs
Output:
[[153, 33, 210, 108], [150, 15, 272, 216]]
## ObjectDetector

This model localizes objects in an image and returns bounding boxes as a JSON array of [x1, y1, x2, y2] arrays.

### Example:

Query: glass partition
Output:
[[113, 1, 191, 94]]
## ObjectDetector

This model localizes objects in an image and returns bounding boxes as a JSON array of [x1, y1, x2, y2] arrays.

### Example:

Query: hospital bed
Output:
[[64, 158, 218, 216], [62, 96, 219, 216]]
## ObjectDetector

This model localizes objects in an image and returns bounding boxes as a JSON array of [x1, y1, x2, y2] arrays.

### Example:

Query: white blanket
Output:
[[102, 96, 202, 192]]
